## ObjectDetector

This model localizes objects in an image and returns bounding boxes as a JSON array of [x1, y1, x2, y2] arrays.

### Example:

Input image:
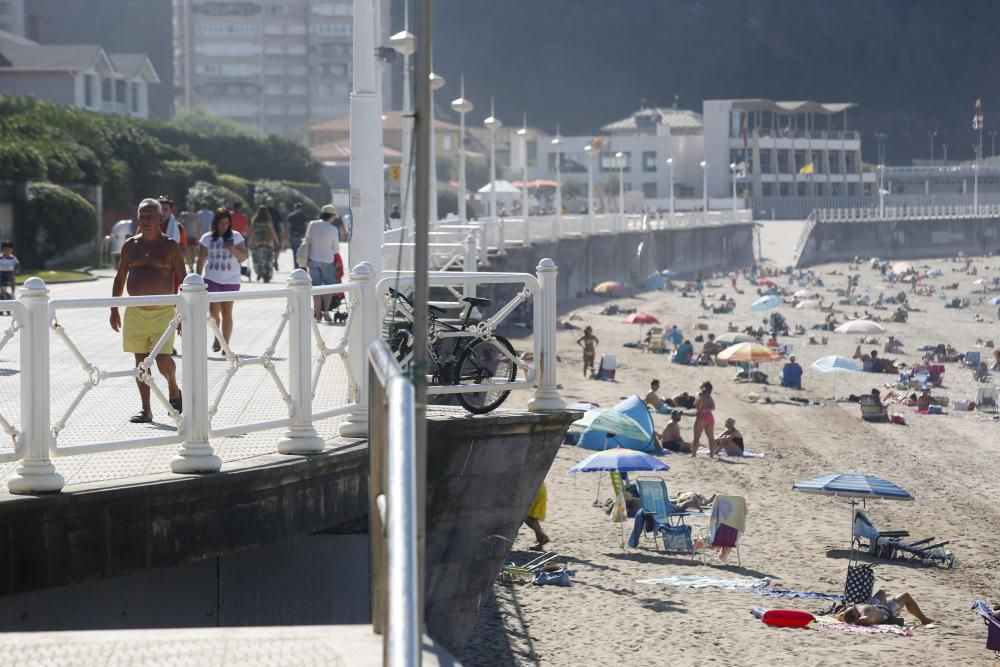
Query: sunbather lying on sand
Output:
[[837, 590, 932, 626]]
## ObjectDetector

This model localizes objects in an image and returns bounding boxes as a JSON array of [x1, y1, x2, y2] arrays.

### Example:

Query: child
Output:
[[0, 242, 19, 299], [577, 326, 599, 379]]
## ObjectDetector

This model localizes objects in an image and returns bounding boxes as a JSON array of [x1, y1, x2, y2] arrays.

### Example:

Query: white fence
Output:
[[1, 260, 563, 494], [812, 203, 1000, 223]]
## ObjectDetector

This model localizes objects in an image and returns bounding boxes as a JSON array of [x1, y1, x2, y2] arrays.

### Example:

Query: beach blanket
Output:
[[636, 575, 769, 590], [696, 447, 766, 458], [814, 617, 913, 637], [750, 588, 843, 602]]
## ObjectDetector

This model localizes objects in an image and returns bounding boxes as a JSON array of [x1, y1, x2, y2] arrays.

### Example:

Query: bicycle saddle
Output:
[[462, 296, 492, 308], [428, 304, 446, 316]]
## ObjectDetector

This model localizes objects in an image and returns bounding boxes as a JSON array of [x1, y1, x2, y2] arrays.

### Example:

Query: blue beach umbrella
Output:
[[989, 295, 1000, 306], [750, 294, 781, 312], [811, 355, 860, 399], [793, 472, 913, 547], [569, 447, 669, 474]]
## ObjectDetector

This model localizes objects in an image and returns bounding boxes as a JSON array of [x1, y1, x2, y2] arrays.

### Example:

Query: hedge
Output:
[[186, 181, 248, 212], [0, 143, 46, 181], [19, 183, 96, 268], [253, 180, 319, 218]]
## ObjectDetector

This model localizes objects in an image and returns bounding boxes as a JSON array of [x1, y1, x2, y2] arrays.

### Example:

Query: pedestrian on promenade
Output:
[[196, 208, 247, 352], [247, 205, 279, 283], [286, 202, 307, 268], [230, 201, 249, 237], [110, 198, 187, 423], [266, 198, 284, 271], [304, 204, 342, 323]]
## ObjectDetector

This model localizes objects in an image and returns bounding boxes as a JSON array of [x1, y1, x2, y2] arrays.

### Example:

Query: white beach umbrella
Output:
[[793, 289, 816, 299], [834, 319, 885, 335]]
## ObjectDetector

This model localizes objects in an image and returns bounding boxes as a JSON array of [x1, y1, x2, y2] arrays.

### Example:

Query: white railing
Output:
[[2, 259, 563, 494], [811, 203, 1000, 224]]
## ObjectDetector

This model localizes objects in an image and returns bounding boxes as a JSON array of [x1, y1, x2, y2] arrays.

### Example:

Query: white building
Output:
[[702, 99, 876, 200], [0, 0, 24, 36], [0, 31, 159, 118]]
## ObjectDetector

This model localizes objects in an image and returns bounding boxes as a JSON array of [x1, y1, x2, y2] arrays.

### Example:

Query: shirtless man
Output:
[[655, 410, 691, 453], [110, 198, 187, 423], [644, 379, 669, 413], [837, 589, 932, 626]]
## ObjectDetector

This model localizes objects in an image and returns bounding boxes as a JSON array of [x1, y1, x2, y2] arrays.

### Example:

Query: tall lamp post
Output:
[[428, 71, 445, 224], [928, 129, 937, 163], [517, 116, 529, 227], [584, 142, 595, 235], [992, 131, 998, 158], [615, 151, 626, 226], [551, 127, 562, 223], [450, 75, 473, 224], [483, 99, 502, 251], [700, 160, 708, 221], [666, 157, 675, 218], [388, 13, 415, 234], [973, 160, 979, 215], [729, 162, 738, 212], [877, 164, 886, 218]]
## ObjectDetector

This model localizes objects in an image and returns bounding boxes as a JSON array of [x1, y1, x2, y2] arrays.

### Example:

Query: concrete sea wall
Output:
[[796, 217, 1000, 267]]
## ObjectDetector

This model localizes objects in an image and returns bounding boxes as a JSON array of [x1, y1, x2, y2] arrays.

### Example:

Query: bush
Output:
[[0, 143, 46, 181], [19, 183, 96, 268], [217, 173, 252, 200], [186, 181, 247, 212], [156, 159, 218, 206], [253, 180, 318, 218]]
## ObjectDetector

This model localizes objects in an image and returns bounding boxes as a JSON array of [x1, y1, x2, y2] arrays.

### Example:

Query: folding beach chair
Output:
[[695, 495, 746, 567], [859, 396, 889, 423], [594, 354, 617, 381], [972, 600, 1000, 655], [635, 477, 697, 553], [965, 351, 982, 368], [852, 510, 955, 568], [976, 387, 998, 412]]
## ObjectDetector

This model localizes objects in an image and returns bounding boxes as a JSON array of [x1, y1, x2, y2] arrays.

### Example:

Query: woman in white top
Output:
[[304, 205, 345, 322], [196, 208, 248, 352]]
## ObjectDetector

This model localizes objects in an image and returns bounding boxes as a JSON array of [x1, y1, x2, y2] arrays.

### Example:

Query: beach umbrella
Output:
[[594, 281, 623, 295], [717, 332, 755, 346], [623, 312, 659, 325], [751, 294, 782, 312], [756, 278, 777, 287], [793, 289, 816, 299], [811, 355, 860, 398], [718, 342, 781, 363], [989, 295, 1000, 305], [571, 408, 652, 442], [834, 319, 885, 334], [793, 472, 913, 548], [569, 447, 669, 474], [892, 261, 912, 274]]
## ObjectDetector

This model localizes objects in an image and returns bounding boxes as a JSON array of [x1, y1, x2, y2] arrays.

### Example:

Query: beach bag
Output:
[[843, 564, 875, 604], [658, 523, 693, 553]]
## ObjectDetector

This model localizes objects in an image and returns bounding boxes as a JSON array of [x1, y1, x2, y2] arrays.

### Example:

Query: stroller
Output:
[[252, 244, 274, 283]]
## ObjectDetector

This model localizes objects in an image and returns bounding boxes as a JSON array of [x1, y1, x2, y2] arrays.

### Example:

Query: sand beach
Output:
[[462, 223, 1000, 665]]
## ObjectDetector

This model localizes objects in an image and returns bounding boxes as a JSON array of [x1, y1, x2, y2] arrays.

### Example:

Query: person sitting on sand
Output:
[[672, 339, 694, 365], [700, 333, 722, 364], [712, 418, 744, 457], [780, 355, 803, 389], [655, 410, 692, 453], [577, 326, 599, 379], [766, 332, 779, 349], [666, 391, 696, 409], [884, 335, 904, 353], [992, 349, 1000, 371], [916, 388, 933, 411], [837, 590, 932, 626], [644, 379, 670, 413]]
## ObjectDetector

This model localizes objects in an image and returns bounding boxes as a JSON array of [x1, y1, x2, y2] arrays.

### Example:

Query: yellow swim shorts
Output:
[[123, 305, 177, 354], [527, 482, 547, 522]]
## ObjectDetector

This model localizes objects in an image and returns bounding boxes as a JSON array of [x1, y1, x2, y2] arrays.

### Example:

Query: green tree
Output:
[[168, 107, 261, 138], [19, 183, 96, 268], [0, 143, 46, 181], [562, 178, 586, 199]]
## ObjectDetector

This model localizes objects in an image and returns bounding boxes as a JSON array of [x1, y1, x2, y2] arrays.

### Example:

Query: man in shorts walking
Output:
[[110, 198, 187, 423]]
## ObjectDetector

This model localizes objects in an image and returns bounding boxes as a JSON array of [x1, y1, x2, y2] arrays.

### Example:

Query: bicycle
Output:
[[387, 287, 518, 414]]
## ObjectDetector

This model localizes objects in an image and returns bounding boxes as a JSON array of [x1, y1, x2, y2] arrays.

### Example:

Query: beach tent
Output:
[[577, 396, 656, 453]]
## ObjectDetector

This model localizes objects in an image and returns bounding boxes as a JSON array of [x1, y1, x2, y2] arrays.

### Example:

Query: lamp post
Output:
[[942, 143, 949, 163], [428, 71, 445, 224], [700, 160, 708, 222], [666, 157, 675, 218], [450, 75, 473, 224], [614, 151, 626, 228], [517, 116, 529, 228], [973, 161, 979, 215], [877, 165, 885, 219], [388, 12, 415, 234], [729, 162, 738, 212], [928, 130, 937, 163], [584, 142, 595, 235], [483, 99, 502, 251], [551, 127, 562, 224], [992, 131, 998, 158]]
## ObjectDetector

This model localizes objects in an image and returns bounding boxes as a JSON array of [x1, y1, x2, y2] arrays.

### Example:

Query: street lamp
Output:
[[729, 162, 738, 213], [700, 160, 708, 219], [991, 130, 998, 158], [928, 130, 937, 163], [550, 128, 562, 224], [666, 157, 674, 218], [942, 143, 949, 163], [450, 75, 473, 224], [877, 165, 886, 218], [388, 14, 415, 232], [517, 116, 529, 225], [483, 99, 502, 234], [584, 142, 595, 234], [973, 161, 979, 215], [428, 71, 445, 224], [615, 151, 626, 224]]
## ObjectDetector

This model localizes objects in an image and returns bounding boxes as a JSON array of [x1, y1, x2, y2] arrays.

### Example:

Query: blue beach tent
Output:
[[578, 396, 657, 453]]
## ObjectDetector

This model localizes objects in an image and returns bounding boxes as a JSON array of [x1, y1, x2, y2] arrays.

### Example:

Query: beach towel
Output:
[[636, 575, 769, 590], [696, 447, 766, 458], [715, 495, 747, 533], [814, 618, 913, 637], [749, 588, 843, 602]]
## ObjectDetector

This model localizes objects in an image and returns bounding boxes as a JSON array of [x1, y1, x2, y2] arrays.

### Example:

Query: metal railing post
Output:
[[173, 274, 222, 473], [497, 217, 507, 256], [527, 258, 566, 411], [278, 268, 326, 454], [8, 278, 64, 494], [464, 232, 478, 302], [478, 220, 490, 267], [340, 262, 376, 438]]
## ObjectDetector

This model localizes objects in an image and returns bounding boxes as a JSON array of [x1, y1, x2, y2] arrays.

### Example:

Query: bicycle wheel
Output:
[[454, 335, 517, 414]]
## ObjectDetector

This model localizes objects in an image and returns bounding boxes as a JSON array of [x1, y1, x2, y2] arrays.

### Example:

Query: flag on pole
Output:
[[740, 114, 748, 148], [973, 99, 985, 130], [798, 162, 814, 175]]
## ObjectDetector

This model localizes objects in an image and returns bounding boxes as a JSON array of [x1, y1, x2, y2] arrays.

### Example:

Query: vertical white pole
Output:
[[520, 118, 530, 242], [618, 163, 625, 229], [278, 269, 326, 453], [668, 160, 675, 218], [464, 231, 477, 301], [173, 274, 222, 472], [527, 258, 566, 411], [340, 262, 376, 438], [457, 76, 468, 224], [401, 55, 413, 234], [8, 278, 64, 494], [587, 147, 595, 236]]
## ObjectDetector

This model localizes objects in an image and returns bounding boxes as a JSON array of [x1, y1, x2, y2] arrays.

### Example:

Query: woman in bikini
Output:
[[577, 326, 599, 378], [691, 381, 716, 457]]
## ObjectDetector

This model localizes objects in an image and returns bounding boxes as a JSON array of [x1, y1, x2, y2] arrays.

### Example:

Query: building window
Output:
[[102, 77, 111, 102], [759, 149, 772, 173], [847, 183, 858, 196], [642, 151, 657, 172], [131, 82, 140, 112], [815, 183, 826, 196], [831, 183, 843, 196], [642, 182, 657, 198], [761, 182, 773, 197], [845, 152, 857, 172], [797, 182, 806, 196], [84, 74, 95, 107], [779, 182, 790, 196], [777, 150, 788, 174], [442, 135, 454, 151]]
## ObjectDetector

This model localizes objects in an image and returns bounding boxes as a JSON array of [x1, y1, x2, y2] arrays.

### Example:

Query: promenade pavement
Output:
[[0, 250, 352, 490]]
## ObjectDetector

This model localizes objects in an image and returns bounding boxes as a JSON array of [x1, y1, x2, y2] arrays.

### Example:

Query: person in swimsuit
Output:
[[713, 417, 744, 457], [644, 379, 669, 413], [577, 326, 599, 378], [691, 381, 716, 457], [656, 410, 691, 453], [110, 198, 187, 424], [837, 589, 932, 626]]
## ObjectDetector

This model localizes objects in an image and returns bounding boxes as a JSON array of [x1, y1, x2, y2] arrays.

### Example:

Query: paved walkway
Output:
[[0, 252, 352, 490]]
